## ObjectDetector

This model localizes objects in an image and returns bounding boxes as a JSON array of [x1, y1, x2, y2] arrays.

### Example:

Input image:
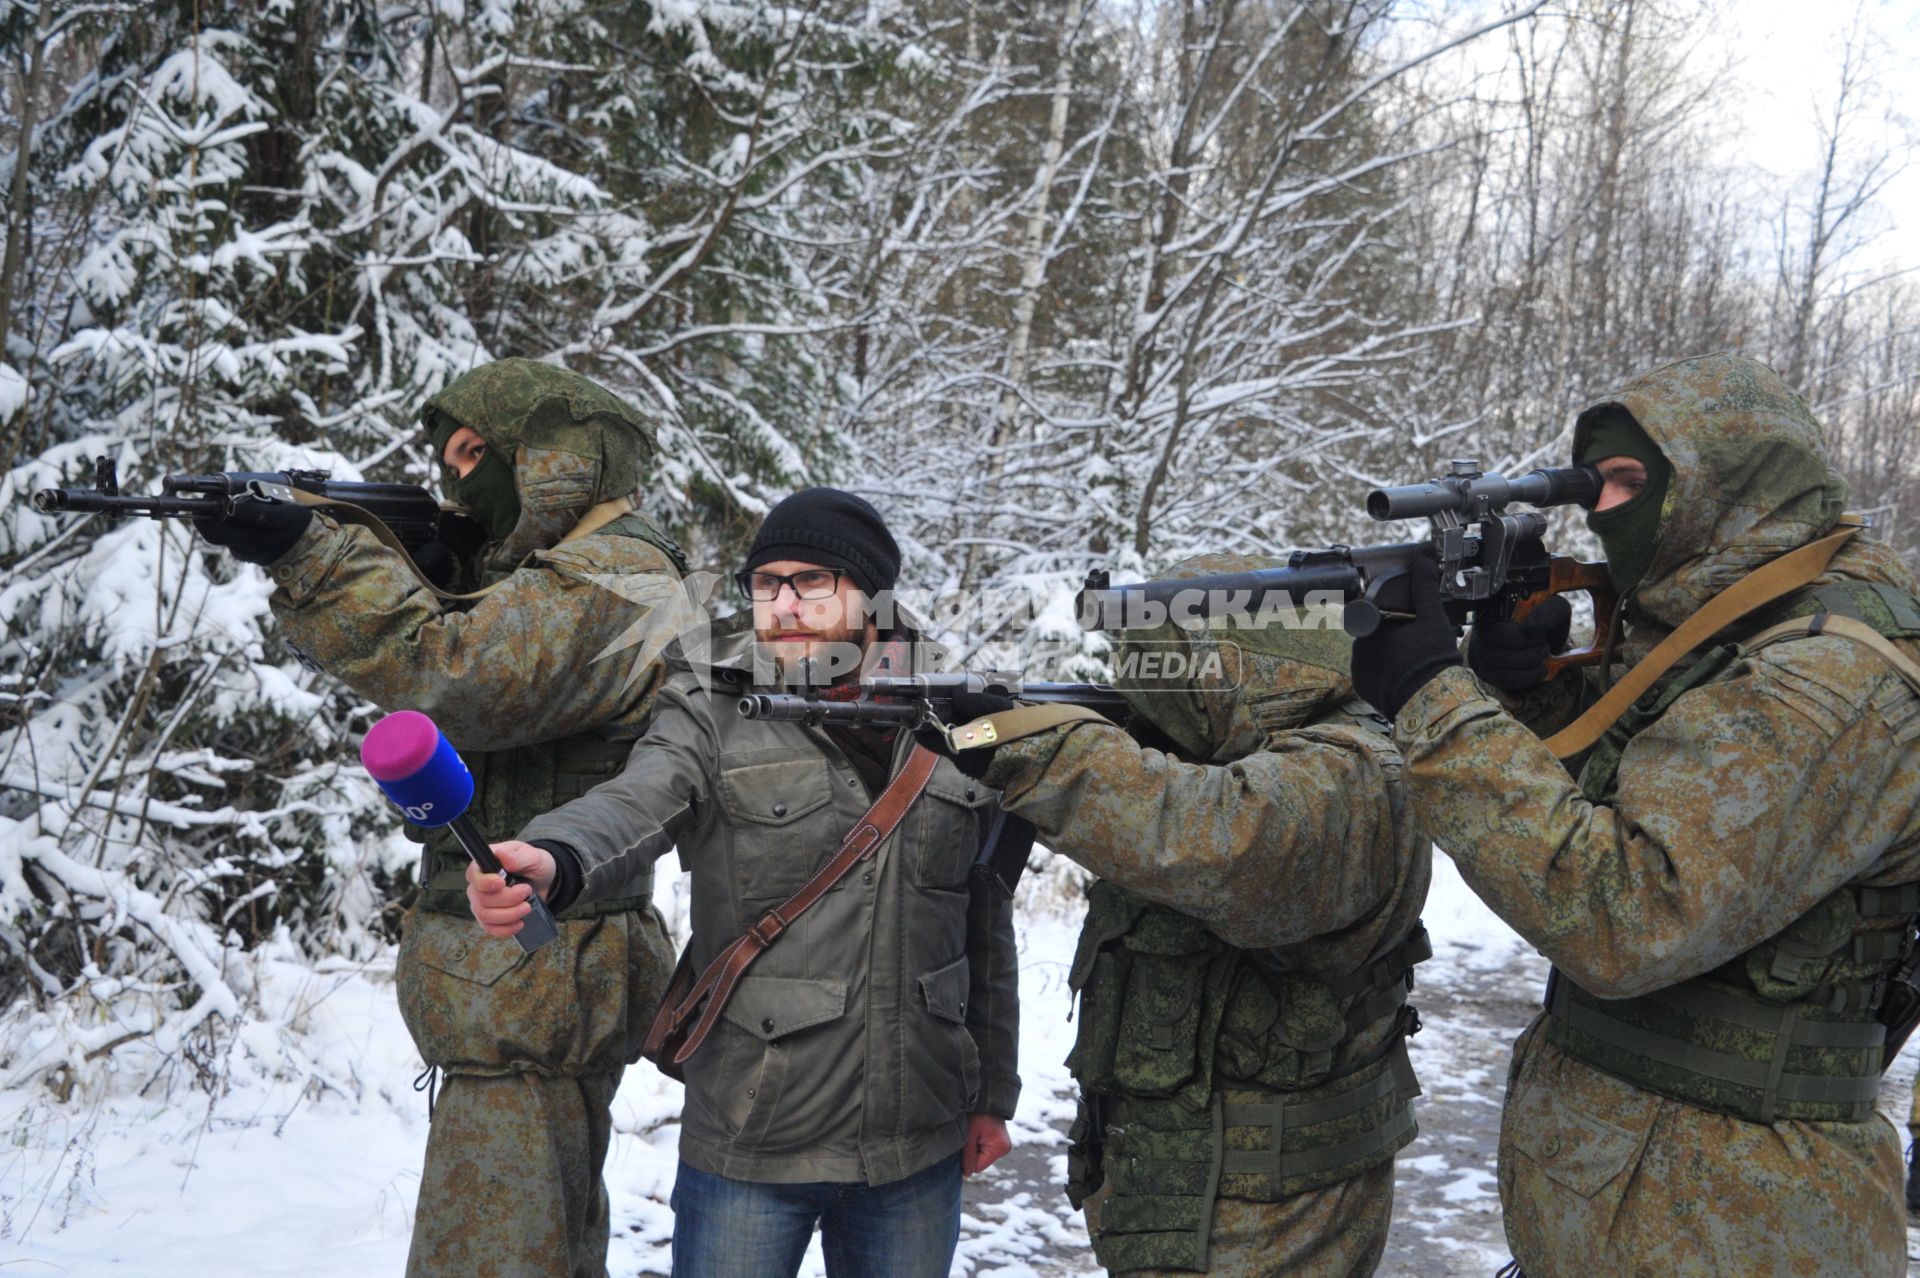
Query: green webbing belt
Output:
[[1547, 969, 1885, 1123], [1218, 1036, 1421, 1180]]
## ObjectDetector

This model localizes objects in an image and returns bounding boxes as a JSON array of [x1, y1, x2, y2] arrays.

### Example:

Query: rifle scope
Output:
[[1366, 463, 1600, 522]]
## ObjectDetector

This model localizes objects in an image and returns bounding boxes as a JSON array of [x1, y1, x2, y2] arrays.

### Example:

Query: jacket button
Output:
[[863, 872, 874, 885], [959, 1001, 966, 1014], [964, 787, 976, 800], [747, 1088, 756, 1099], [1540, 1134, 1560, 1158], [762, 1017, 776, 1033], [771, 802, 788, 817]]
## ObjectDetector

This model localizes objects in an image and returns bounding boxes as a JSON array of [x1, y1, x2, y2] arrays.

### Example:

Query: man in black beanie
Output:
[[461, 486, 1020, 1278], [739, 488, 903, 686]]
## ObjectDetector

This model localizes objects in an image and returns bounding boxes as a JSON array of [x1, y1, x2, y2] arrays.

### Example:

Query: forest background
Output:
[[2, 0, 1917, 1263]]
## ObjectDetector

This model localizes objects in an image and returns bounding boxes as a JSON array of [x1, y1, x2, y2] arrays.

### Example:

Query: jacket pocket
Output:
[[912, 773, 992, 887], [397, 908, 576, 1075], [920, 953, 973, 1024], [909, 955, 983, 1118], [721, 975, 850, 1042], [1497, 1034, 1655, 1272], [714, 750, 837, 899]]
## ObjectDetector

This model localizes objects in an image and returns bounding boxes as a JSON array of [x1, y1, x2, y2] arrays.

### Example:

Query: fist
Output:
[[465, 841, 557, 937], [961, 1113, 1012, 1177], [194, 497, 313, 566], [1467, 595, 1574, 693]]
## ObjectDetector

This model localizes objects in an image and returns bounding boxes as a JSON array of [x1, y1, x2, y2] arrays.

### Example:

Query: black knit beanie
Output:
[[744, 488, 901, 596]]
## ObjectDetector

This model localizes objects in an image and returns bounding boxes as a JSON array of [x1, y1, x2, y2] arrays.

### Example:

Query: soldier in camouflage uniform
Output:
[[1349, 352, 1920, 1277], [198, 359, 685, 1278], [940, 560, 1431, 1277]]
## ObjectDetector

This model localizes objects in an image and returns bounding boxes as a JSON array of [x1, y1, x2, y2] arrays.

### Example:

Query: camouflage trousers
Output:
[[1497, 1016, 1905, 1278], [395, 906, 676, 1278], [1083, 1160, 1394, 1277]]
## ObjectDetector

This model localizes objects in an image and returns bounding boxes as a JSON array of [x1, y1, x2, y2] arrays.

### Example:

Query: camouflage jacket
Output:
[[269, 361, 690, 909], [518, 620, 1022, 1187], [1397, 353, 1920, 1276], [986, 705, 1428, 1010], [982, 612, 1429, 1272]]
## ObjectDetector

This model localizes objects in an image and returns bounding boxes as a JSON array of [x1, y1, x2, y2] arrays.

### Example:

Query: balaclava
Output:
[[1577, 409, 1673, 594]]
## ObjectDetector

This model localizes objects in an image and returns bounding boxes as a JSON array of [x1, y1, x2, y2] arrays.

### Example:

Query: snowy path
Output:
[[7, 854, 1920, 1274]]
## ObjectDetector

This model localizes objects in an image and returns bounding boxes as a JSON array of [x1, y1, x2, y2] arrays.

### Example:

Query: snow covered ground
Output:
[[6, 853, 1920, 1275]]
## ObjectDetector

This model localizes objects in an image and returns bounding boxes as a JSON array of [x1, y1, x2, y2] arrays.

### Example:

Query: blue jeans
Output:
[[670, 1153, 962, 1278]]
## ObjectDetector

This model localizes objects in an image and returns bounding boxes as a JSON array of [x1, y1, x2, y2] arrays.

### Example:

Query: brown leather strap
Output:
[[1543, 518, 1864, 759], [644, 745, 942, 1066]]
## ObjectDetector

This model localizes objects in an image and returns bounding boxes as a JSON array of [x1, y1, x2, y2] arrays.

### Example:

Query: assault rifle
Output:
[[738, 672, 1131, 732], [30, 455, 485, 563], [1079, 459, 1616, 678]]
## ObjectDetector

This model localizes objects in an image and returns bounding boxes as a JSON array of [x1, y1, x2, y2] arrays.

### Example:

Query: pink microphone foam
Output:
[[361, 710, 442, 781]]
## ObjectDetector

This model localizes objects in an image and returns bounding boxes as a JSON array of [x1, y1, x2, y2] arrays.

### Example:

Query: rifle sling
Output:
[[946, 702, 1116, 752], [643, 745, 942, 1067], [1543, 517, 1865, 759], [289, 488, 635, 602]]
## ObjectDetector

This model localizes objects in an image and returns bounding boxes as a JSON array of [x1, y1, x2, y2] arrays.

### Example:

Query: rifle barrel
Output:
[[737, 695, 923, 726], [30, 489, 218, 517]]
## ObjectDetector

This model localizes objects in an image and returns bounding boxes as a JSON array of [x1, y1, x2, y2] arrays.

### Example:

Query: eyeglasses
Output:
[[736, 568, 844, 602]]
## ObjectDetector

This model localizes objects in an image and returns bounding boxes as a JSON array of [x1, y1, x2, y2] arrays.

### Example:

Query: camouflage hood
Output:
[[422, 358, 657, 566], [1568, 352, 1917, 648], [1114, 553, 1354, 763]]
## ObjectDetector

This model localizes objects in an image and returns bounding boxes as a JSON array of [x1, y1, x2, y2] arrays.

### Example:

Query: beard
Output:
[[754, 612, 872, 686]]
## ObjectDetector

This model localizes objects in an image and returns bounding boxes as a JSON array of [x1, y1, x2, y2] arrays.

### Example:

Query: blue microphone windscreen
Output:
[[362, 712, 474, 828]]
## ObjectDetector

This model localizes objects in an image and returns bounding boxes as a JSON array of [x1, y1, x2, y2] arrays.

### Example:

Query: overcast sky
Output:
[[1719, 0, 1917, 276]]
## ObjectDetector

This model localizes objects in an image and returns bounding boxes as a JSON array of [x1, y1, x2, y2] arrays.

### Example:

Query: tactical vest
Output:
[[413, 511, 689, 918], [1063, 726, 1429, 1278], [1547, 577, 1920, 1125]]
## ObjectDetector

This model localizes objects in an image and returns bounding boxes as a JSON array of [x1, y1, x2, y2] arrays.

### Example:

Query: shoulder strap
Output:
[[1543, 518, 1865, 759], [1743, 614, 1920, 697], [946, 702, 1116, 751], [644, 745, 942, 1067]]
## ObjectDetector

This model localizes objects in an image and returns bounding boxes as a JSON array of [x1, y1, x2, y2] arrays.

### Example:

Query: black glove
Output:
[[1467, 595, 1572, 693], [913, 689, 1017, 781], [1350, 555, 1463, 721], [412, 540, 463, 590], [195, 497, 312, 566]]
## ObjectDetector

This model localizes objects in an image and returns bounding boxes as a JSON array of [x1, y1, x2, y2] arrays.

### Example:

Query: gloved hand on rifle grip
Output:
[[914, 689, 1017, 780], [1467, 595, 1573, 693], [195, 496, 313, 566], [1350, 551, 1463, 721]]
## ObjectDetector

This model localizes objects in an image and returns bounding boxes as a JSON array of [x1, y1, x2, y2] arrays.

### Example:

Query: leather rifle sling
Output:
[[1543, 516, 1865, 759], [646, 745, 942, 1067]]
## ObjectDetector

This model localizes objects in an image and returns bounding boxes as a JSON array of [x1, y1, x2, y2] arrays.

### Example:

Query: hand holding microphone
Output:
[[361, 711, 560, 952]]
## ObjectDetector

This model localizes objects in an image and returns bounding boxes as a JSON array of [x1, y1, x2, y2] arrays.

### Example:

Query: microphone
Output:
[[361, 710, 560, 952]]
